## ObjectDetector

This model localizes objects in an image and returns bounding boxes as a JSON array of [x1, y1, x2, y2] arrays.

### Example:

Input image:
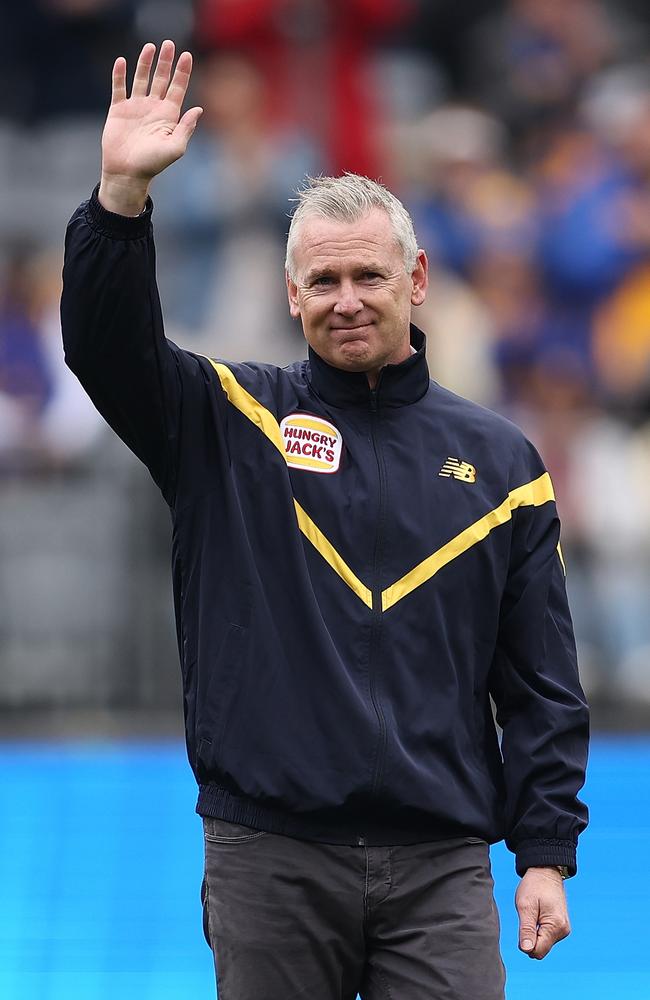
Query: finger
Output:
[[131, 42, 156, 97], [528, 928, 555, 960], [150, 39, 175, 99], [173, 106, 203, 149], [166, 51, 193, 110], [111, 57, 127, 105], [529, 918, 571, 960]]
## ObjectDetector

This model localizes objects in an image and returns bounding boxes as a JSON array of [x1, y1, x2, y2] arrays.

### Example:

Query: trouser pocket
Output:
[[200, 873, 211, 948]]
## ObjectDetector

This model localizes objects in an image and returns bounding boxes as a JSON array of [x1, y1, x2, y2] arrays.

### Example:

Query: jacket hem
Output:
[[196, 784, 491, 848]]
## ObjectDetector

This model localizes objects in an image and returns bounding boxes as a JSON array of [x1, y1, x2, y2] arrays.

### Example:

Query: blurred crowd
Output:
[[2, 0, 650, 707]]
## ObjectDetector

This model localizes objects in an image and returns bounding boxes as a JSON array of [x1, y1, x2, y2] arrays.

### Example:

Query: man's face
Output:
[[286, 209, 428, 384]]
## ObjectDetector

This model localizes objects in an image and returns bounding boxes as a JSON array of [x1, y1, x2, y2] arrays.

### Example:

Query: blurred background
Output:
[[1, 0, 649, 997]]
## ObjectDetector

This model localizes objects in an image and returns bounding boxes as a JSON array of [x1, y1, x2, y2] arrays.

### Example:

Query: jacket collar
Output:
[[307, 325, 430, 408]]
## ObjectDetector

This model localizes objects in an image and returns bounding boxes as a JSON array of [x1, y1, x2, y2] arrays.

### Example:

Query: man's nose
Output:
[[333, 280, 363, 315]]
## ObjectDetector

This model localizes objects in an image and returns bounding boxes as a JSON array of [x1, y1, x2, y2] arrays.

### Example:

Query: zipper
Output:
[[368, 386, 388, 796]]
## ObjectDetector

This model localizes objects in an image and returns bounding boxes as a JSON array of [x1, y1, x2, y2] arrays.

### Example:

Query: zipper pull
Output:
[[357, 835, 366, 847]]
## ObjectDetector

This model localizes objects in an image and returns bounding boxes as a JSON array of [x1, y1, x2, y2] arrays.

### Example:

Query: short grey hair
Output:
[[285, 173, 419, 281]]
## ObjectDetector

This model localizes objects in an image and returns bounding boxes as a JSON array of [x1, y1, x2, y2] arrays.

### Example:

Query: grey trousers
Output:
[[201, 817, 506, 1000]]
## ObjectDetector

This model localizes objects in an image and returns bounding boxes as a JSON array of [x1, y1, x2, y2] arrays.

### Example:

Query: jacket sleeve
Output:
[[489, 443, 589, 877], [61, 186, 204, 505]]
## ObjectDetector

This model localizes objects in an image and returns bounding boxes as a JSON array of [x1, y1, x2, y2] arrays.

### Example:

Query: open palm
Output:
[[102, 40, 202, 183]]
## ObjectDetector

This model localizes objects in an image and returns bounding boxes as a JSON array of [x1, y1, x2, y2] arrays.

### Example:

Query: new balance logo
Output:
[[438, 458, 477, 483]]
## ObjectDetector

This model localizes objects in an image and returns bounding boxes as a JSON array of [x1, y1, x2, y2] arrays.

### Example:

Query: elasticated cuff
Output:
[[85, 183, 153, 240], [514, 838, 577, 878]]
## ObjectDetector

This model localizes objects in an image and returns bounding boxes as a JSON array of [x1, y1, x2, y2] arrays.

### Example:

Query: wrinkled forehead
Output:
[[290, 208, 403, 274]]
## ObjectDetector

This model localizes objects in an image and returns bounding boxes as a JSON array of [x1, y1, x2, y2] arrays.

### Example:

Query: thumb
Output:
[[518, 905, 539, 954], [519, 927, 537, 953], [175, 106, 203, 146]]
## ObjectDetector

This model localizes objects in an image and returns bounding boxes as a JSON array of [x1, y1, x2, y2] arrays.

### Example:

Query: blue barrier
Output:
[[0, 738, 647, 999]]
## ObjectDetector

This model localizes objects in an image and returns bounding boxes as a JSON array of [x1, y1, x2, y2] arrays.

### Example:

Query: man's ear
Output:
[[410, 250, 429, 307], [286, 273, 301, 319]]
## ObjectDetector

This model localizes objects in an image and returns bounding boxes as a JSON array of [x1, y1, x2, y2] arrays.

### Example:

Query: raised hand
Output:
[[99, 40, 203, 216]]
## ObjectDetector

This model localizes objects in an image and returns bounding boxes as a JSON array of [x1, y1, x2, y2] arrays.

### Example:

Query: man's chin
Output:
[[331, 355, 373, 373], [331, 343, 374, 371]]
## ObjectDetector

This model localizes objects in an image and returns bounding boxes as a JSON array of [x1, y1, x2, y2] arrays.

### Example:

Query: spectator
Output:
[[153, 52, 318, 351], [465, 0, 641, 139], [0, 247, 103, 469], [470, 248, 549, 406], [0, 249, 52, 467], [408, 105, 535, 274], [582, 67, 650, 408], [194, 0, 414, 177]]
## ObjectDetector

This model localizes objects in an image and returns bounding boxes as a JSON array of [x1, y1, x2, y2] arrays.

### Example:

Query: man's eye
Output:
[[362, 272, 382, 281], [314, 276, 334, 286]]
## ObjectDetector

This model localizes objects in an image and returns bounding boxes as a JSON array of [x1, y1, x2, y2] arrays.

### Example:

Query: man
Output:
[[61, 40, 589, 1000]]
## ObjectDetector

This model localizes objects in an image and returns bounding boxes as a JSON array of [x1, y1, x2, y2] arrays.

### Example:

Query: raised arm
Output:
[[99, 40, 203, 215], [61, 42, 208, 502]]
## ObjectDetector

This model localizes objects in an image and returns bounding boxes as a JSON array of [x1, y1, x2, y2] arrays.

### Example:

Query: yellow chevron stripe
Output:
[[293, 500, 373, 608], [208, 360, 371, 606], [508, 471, 555, 508], [207, 357, 559, 613], [209, 360, 285, 455], [557, 541, 566, 575], [381, 472, 555, 612]]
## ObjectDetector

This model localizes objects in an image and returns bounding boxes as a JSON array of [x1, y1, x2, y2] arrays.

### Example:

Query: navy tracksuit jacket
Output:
[[61, 190, 589, 876]]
